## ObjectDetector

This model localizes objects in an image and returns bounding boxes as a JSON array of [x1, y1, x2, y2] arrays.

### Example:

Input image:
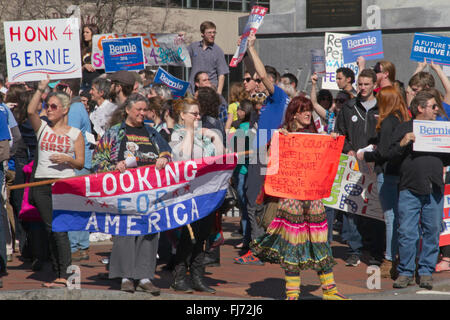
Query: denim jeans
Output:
[[68, 168, 91, 252], [325, 206, 335, 244], [397, 189, 443, 277], [0, 165, 7, 274], [236, 172, 250, 246], [376, 173, 399, 261], [341, 212, 363, 256]]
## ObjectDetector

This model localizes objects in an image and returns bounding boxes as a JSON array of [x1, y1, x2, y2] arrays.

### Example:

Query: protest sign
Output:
[[322, 154, 384, 221], [51, 154, 236, 236], [264, 132, 344, 200], [311, 49, 326, 77], [92, 32, 191, 69], [153, 67, 190, 98], [229, 6, 268, 67], [440, 184, 450, 247], [413, 120, 450, 153], [323, 32, 359, 90], [342, 30, 384, 64], [410, 33, 450, 66], [3, 18, 82, 82], [102, 36, 145, 73]]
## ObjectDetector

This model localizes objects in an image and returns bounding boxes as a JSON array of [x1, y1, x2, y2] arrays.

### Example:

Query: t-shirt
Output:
[[0, 105, 11, 141], [361, 98, 377, 112], [255, 85, 290, 149], [437, 102, 450, 121], [227, 102, 239, 122], [118, 125, 159, 167], [35, 120, 81, 179]]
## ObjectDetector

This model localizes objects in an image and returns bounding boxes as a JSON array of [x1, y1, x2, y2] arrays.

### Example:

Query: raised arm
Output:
[[310, 73, 327, 120], [430, 60, 450, 105], [246, 32, 274, 95], [27, 78, 50, 133]]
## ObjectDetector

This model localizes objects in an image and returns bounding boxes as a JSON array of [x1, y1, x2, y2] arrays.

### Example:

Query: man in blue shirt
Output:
[[67, 91, 94, 262], [234, 32, 289, 265]]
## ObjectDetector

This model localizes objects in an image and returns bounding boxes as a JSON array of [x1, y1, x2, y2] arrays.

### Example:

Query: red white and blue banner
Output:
[[51, 154, 237, 236], [441, 184, 450, 247]]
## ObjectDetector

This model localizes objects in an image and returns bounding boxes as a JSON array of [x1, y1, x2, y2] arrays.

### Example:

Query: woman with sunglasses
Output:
[[356, 86, 410, 279], [169, 98, 224, 294], [27, 77, 85, 288]]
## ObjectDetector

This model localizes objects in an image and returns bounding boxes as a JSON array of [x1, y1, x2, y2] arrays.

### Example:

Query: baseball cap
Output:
[[106, 70, 136, 86]]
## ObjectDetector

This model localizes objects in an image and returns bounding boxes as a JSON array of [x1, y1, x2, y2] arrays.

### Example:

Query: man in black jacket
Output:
[[390, 90, 450, 290], [335, 69, 385, 266]]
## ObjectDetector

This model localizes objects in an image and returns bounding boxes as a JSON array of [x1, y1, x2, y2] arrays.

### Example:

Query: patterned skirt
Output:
[[251, 198, 336, 273]]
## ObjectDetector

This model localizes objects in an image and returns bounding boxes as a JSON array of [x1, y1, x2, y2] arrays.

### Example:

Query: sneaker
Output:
[[345, 254, 361, 267], [393, 275, 414, 288], [419, 275, 433, 290], [234, 251, 264, 266]]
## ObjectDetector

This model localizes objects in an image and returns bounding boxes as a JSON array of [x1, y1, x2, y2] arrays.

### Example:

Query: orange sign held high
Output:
[[265, 132, 345, 201]]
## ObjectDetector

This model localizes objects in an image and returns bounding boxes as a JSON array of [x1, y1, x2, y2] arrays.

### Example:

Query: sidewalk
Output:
[[1, 216, 449, 300]]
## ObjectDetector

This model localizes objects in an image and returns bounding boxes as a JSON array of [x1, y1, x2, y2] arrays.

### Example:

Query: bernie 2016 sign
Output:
[[3, 18, 82, 82], [102, 37, 145, 73]]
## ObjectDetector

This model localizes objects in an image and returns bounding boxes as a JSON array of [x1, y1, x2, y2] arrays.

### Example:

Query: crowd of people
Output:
[[0, 18, 449, 300]]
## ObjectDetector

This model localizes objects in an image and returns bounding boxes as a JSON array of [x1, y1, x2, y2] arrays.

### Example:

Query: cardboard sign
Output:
[[342, 30, 384, 64], [322, 32, 359, 91], [264, 132, 344, 200], [153, 67, 189, 98], [92, 32, 191, 69], [229, 6, 268, 67], [311, 49, 326, 77], [102, 37, 145, 73], [410, 33, 450, 66], [323, 154, 384, 221], [441, 184, 450, 247], [413, 120, 450, 153], [3, 18, 82, 82]]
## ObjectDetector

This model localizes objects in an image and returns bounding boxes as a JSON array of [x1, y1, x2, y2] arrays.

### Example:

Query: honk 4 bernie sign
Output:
[[3, 18, 82, 82]]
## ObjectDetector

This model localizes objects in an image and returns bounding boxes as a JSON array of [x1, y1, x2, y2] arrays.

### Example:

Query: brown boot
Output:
[[379, 259, 393, 278]]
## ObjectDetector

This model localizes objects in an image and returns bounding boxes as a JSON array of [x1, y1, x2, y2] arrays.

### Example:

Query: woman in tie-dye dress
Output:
[[250, 95, 349, 300]]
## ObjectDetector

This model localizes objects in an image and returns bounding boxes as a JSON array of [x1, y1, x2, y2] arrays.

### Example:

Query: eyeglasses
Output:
[[205, 31, 217, 35], [48, 103, 60, 111], [251, 92, 267, 99]]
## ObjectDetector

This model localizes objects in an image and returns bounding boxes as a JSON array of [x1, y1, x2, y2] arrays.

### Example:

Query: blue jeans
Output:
[[397, 189, 443, 277], [341, 212, 363, 256], [236, 172, 250, 246], [377, 173, 399, 261], [325, 207, 335, 244], [0, 165, 7, 274], [68, 168, 91, 252]]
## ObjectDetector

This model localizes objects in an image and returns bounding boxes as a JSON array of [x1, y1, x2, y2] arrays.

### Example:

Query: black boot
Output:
[[203, 246, 220, 267], [191, 259, 216, 294], [170, 263, 194, 293]]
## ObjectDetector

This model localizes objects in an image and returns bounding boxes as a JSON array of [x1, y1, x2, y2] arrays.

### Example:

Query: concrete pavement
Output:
[[0, 216, 449, 300]]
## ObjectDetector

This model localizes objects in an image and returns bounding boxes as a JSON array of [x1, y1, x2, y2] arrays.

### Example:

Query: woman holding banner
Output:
[[92, 93, 171, 294], [169, 97, 224, 294], [250, 95, 349, 300], [357, 86, 410, 279], [27, 78, 85, 288]]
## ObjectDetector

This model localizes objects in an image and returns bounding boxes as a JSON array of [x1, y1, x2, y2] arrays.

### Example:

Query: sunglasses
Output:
[[48, 103, 60, 111], [335, 98, 347, 104], [373, 63, 382, 74], [428, 104, 439, 110], [251, 92, 267, 99], [243, 77, 262, 83]]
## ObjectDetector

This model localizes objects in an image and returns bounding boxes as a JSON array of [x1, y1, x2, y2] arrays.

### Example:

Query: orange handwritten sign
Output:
[[265, 132, 345, 200]]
